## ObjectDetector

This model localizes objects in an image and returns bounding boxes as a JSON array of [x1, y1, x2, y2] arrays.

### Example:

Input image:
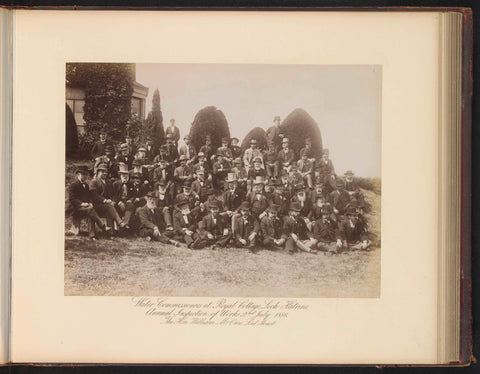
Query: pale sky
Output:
[[136, 64, 381, 177]]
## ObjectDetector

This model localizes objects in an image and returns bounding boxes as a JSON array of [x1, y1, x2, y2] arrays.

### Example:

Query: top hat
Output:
[[239, 201, 251, 211], [254, 176, 265, 185], [226, 173, 237, 182], [118, 163, 129, 174], [289, 202, 302, 212], [75, 165, 91, 175], [344, 170, 354, 176]]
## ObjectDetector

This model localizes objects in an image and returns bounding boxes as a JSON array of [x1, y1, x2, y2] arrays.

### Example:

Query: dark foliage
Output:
[[280, 108, 323, 158], [65, 103, 78, 157], [241, 127, 268, 152], [66, 63, 135, 153], [143, 88, 165, 147], [188, 106, 230, 151]]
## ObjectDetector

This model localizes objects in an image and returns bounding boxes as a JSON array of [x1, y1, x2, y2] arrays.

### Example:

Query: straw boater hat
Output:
[[254, 176, 265, 185], [226, 173, 237, 183]]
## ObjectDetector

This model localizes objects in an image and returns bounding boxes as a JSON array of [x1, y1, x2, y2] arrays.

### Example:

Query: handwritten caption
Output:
[[131, 297, 308, 326]]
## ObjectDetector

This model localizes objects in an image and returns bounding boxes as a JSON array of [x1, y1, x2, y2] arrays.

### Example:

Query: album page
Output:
[[11, 10, 440, 364]]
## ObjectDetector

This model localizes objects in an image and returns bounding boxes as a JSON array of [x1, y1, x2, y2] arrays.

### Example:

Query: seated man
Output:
[[115, 143, 134, 170], [172, 195, 205, 249], [68, 165, 110, 240], [93, 144, 117, 179], [297, 153, 314, 189], [90, 130, 112, 160], [310, 196, 334, 223], [337, 207, 370, 251], [176, 180, 200, 211], [129, 158, 150, 186], [344, 170, 366, 208], [282, 202, 317, 255], [125, 134, 137, 157], [89, 163, 126, 233], [152, 158, 174, 198], [174, 155, 194, 193], [212, 151, 230, 190], [155, 179, 174, 230], [243, 139, 263, 171], [234, 201, 260, 251], [313, 204, 341, 254], [247, 157, 267, 193], [246, 176, 269, 219], [260, 204, 285, 250], [199, 135, 214, 167], [230, 137, 242, 160], [330, 179, 351, 216], [290, 183, 313, 224], [197, 200, 232, 248], [269, 180, 289, 217], [137, 192, 179, 245], [178, 134, 197, 165], [278, 138, 295, 170], [112, 165, 136, 229], [191, 168, 212, 203], [264, 142, 279, 181], [231, 157, 248, 191], [299, 138, 315, 160], [192, 152, 212, 181], [216, 137, 233, 163], [288, 162, 304, 187], [223, 173, 245, 214], [316, 148, 335, 194]]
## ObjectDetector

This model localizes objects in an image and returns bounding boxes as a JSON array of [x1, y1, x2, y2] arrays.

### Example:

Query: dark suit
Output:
[[234, 215, 259, 247], [165, 126, 180, 145], [89, 177, 122, 226], [313, 218, 338, 243], [172, 207, 204, 247], [260, 215, 283, 247], [246, 192, 269, 217], [68, 179, 105, 238], [223, 188, 245, 212], [278, 148, 295, 166], [282, 215, 313, 252], [192, 179, 212, 202], [115, 154, 134, 169], [90, 141, 112, 160], [198, 213, 231, 246], [137, 205, 173, 243], [329, 189, 351, 215], [290, 195, 313, 219]]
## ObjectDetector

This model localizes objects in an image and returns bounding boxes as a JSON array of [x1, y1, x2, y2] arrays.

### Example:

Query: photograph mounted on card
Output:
[[65, 63, 381, 298]]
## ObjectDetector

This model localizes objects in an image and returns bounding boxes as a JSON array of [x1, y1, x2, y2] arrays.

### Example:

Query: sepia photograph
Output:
[[65, 63, 381, 297]]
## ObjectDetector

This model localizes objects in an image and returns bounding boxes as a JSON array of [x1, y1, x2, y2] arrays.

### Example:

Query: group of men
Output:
[[68, 116, 371, 254]]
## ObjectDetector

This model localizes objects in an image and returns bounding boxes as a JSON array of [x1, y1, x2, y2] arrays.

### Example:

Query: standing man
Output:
[[216, 137, 233, 163], [166, 118, 180, 146], [266, 115, 283, 152], [68, 165, 110, 239], [178, 134, 197, 165], [243, 139, 263, 171], [90, 130, 112, 160], [230, 137, 242, 160]]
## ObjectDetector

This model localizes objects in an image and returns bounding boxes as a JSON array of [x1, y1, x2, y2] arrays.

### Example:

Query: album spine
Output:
[[0, 7, 13, 366], [459, 7, 473, 367]]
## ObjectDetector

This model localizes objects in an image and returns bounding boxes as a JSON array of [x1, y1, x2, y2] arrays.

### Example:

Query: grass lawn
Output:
[[65, 159, 381, 297]]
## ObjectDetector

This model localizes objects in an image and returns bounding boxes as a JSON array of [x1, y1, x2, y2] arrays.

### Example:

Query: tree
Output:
[[189, 106, 230, 151], [143, 88, 165, 147], [65, 103, 78, 157], [280, 108, 323, 158], [241, 127, 268, 152], [66, 63, 135, 146]]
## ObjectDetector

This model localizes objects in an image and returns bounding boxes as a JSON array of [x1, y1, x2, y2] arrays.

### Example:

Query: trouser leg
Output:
[[123, 202, 135, 225], [162, 207, 172, 227], [285, 237, 296, 252]]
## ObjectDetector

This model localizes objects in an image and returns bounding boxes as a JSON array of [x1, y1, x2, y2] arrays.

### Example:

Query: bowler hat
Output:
[[207, 188, 216, 195], [131, 172, 142, 179], [183, 181, 192, 188], [267, 204, 280, 213], [239, 201, 251, 211], [253, 157, 262, 164], [336, 179, 345, 188], [146, 191, 156, 199], [96, 163, 108, 172], [346, 207, 359, 216], [176, 195, 189, 207]]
